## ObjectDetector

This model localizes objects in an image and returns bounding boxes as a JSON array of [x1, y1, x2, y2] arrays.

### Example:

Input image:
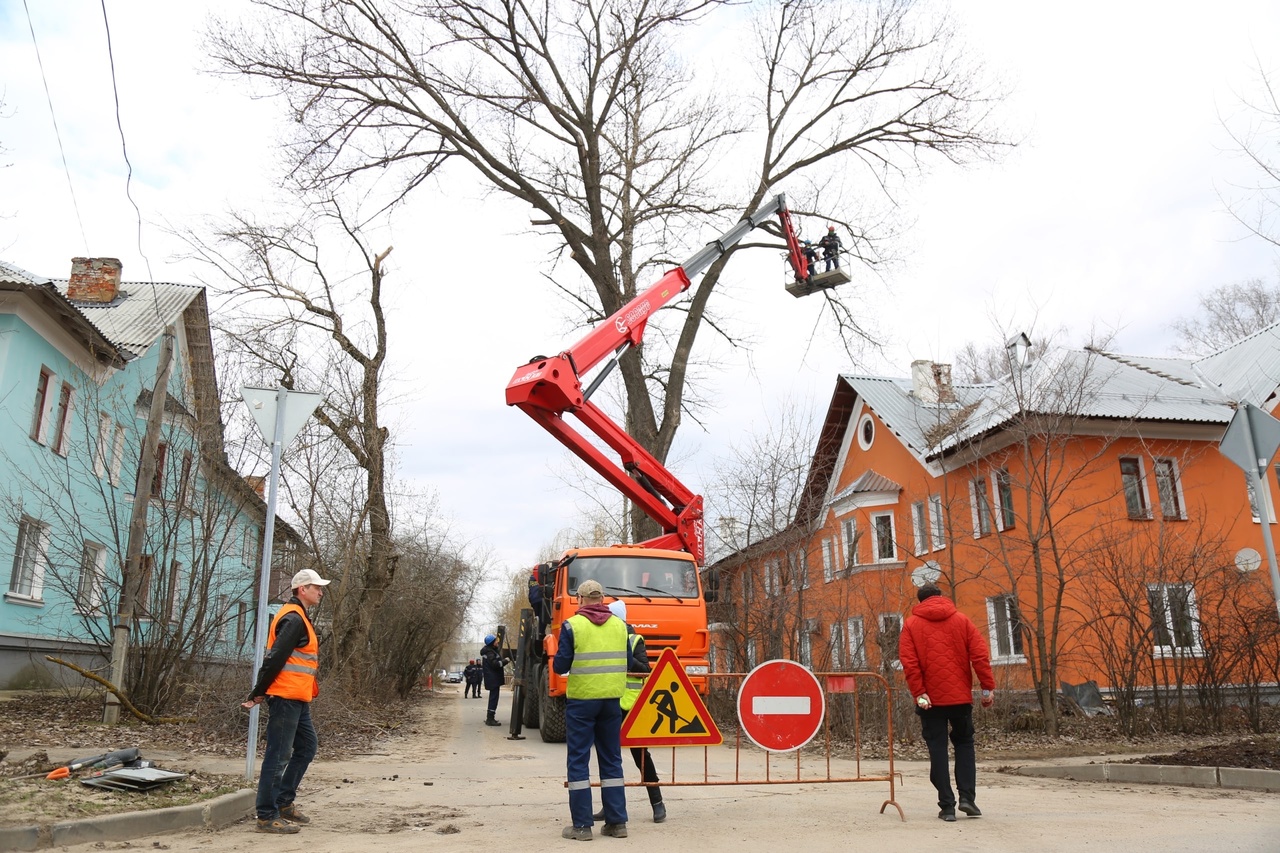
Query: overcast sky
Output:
[[4, 1, 1280, 629]]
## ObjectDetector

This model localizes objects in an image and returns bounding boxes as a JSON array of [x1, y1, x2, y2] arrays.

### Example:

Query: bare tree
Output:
[[209, 0, 1008, 544], [1221, 65, 1280, 249], [1170, 277, 1280, 357], [185, 194, 397, 689]]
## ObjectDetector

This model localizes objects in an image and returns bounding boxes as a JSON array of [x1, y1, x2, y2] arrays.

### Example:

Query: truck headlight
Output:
[[684, 665, 708, 675]]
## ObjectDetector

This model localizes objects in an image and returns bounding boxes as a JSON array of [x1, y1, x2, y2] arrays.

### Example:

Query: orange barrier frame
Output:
[[607, 669, 904, 820]]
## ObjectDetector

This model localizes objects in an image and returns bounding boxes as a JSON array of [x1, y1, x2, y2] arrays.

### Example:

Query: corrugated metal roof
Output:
[[0, 260, 50, 287], [830, 470, 901, 503], [1193, 321, 1280, 404], [841, 337, 1280, 461], [52, 279, 201, 358]]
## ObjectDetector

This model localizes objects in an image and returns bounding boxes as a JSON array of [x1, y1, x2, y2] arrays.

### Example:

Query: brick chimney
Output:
[[246, 475, 267, 498], [67, 257, 123, 303], [911, 359, 956, 404]]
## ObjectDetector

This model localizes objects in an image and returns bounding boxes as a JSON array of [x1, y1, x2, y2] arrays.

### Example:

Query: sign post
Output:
[[1219, 403, 1280, 623], [736, 659, 825, 752], [240, 386, 323, 781]]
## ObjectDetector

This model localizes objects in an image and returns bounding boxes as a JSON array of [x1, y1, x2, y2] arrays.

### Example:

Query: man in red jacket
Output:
[[899, 583, 996, 822]]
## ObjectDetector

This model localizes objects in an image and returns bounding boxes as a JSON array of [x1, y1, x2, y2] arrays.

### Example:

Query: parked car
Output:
[[446, 670, 464, 683]]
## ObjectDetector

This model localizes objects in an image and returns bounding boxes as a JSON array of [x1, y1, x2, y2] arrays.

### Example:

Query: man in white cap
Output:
[[241, 568, 331, 834], [552, 579, 629, 841]]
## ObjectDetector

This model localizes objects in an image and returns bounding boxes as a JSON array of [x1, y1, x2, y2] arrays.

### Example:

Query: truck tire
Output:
[[523, 675, 541, 729], [538, 664, 566, 743]]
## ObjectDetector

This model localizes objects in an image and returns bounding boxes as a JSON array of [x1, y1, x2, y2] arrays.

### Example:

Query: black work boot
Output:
[[484, 714, 501, 726]]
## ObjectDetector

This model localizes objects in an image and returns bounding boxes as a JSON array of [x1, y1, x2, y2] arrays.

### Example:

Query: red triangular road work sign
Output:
[[621, 648, 722, 747]]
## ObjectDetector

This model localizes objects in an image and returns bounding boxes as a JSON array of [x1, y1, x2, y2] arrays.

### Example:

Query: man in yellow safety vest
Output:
[[552, 579, 629, 841]]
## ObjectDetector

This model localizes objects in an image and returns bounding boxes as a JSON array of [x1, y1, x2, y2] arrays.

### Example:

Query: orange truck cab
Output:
[[527, 546, 710, 743]]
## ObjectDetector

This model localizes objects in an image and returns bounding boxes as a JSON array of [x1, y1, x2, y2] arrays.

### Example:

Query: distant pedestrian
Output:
[[464, 660, 482, 698], [480, 634, 505, 725], [899, 583, 996, 822], [241, 568, 331, 834], [553, 579, 629, 841]]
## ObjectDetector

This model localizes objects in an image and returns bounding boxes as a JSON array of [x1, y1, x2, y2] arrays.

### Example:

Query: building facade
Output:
[[0, 258, 303, 698], [710, 330, 1280, 719]]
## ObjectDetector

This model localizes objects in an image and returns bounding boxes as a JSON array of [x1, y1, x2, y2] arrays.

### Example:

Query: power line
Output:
[[23, 0, 90, 256], [98, 0, 160, 320]]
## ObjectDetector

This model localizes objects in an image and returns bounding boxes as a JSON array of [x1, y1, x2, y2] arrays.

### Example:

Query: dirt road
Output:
[[55, 686, 1278, 852]]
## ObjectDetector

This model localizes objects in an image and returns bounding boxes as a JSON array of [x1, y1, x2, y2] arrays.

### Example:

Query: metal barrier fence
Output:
[[617, 669, 904, 820]]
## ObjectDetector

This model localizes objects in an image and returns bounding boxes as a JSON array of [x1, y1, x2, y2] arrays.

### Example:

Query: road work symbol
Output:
[[621, 648, 722, 747]]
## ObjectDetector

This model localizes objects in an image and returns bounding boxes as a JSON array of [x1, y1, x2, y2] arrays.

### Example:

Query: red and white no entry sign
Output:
[[736, 659, 825, 752]]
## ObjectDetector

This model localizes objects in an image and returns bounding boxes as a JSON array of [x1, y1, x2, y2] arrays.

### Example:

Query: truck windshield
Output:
[[568, 554, 699, 600]]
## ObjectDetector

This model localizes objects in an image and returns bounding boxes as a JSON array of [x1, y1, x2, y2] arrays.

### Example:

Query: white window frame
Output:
[[856, 413, 875, 450], [94, 413, 112, 477], [242, 525, 258, 566], [986, 594, 1026, 663], [828, 621, 844, 669], [51, 382, 75, 456], [928, 494, 945, 551], [764, 558, 780, 598], [746, 638, 758, 670], [993, 468, 1016, 531], [77, 542, 107, 613], [1120, 456, 1152, 520], [841, 518, 858, 568], [1152, 458, 1186, 521], [109, 424, 126, 486], [970, 476, 993, 537], [846, 617, 866, 670], [1147, 582, 1203, 658], [911, 501, 927, 556], [30, 367, 57, 445], [879, 613, 903, 670], [7, 516, 49, 602], [822, 537, 835, 582], [872, 512, 896, 562], [791, 551, 809, 590], [216, 594, 230, 643]]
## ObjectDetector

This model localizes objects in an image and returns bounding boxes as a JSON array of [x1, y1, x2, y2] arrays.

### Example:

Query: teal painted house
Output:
[[0, 258, 303, 704]]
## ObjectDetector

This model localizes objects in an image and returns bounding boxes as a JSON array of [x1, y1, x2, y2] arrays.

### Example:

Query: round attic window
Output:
[[857, 414, 875, 450]]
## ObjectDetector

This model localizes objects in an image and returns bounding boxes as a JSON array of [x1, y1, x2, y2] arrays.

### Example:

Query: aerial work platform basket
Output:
[[786, 265, 850, 298]]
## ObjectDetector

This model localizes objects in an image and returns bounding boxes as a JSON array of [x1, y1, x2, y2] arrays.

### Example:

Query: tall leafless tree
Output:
[[185, 195, 398, 688], [209, 0, 1008, 544], [1221, 64, 1280, 250]]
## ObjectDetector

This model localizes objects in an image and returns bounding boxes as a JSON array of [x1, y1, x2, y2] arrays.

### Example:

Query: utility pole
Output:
[[103, 328, 175, 724]]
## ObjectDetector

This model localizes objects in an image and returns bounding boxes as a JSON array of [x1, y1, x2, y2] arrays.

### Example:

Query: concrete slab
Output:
[[7, 789, 253, 850], [1219, 767, 1280, 792]]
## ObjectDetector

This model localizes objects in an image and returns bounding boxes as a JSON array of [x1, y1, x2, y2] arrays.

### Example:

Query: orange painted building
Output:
[[710, 330, 1280, 710]]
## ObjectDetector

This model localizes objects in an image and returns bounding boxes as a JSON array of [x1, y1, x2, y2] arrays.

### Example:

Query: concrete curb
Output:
[[1011, 763, 1280, 793], [0, 788, 255, 852]]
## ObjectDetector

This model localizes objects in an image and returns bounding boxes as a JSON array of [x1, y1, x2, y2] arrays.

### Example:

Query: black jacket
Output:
[[480, 642, 505, 691]]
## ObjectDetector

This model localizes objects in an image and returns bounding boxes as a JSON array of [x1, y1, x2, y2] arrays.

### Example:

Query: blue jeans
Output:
[[565, 698, 626, 828], [919, 703, 975, 809], [255, 697, 318, 820]]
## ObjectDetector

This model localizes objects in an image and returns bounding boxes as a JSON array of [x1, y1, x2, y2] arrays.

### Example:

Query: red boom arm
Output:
[[505, 194, 808, 565]]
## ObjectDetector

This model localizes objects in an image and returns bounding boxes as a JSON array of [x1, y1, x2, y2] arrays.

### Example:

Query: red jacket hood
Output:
[[913, 595, 957, 622]]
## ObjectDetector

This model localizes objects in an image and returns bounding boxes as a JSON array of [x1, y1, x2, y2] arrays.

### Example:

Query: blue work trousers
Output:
[[565, 697, 627, 828], [255, 697, 318, 820], [919, 703, 976, 809]]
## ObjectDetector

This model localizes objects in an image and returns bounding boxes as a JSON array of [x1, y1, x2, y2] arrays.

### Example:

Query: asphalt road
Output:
[[51, 685, 1280, 852]]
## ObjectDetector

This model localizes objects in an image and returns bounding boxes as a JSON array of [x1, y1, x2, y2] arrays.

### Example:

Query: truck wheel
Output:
[[538, 664, 566, 743], [523, 676, 541, 729]]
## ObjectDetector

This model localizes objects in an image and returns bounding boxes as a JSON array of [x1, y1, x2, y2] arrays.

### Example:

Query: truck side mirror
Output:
[[703, 568, 719, 603]]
